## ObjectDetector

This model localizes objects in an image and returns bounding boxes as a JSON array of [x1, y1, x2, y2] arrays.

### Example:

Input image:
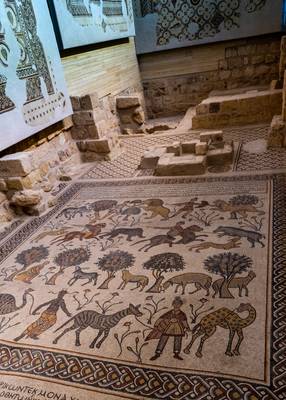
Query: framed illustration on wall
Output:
[[0, 0, 72, 152], [133, 0, 284, 54], [50, 0, 136, 50]]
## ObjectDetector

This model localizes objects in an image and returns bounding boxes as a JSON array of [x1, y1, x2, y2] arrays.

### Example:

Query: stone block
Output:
[[200, 131, 223, 143], [265, 54, 276, 64], [225, 47, 237, 58], [119, 111, 133, 124], [195, 142, 208, 155], [80, 93, 100, 110], [72, 110, 106, 126], [140, 147, 167, 169], [196, 103, 209, 115], [10, 190, 42, 207], [167, 142, 181, 156], [21, 170, 42, 189], [251, 55, 265, 65], [116, 96, 140, 109], [209, 103, 220, 113], [181, 140, 199, 154], [0, 179, 7, 191], [283, 71, 286, 121], [63, 116, 73, 130], [268, 115, 286, 148], [0, 192, 7, 204], [39, 162, 49, 178], [279, 36, 286, 80], [6, 177, 25, 190], [71, 126, 89, 140], [23, 202, 47, 216], [156, 154, 207, 176], [70, 96, 81, 112], [116, 96, 140, 110], [132, 109, 145, 125], [207, 144, 234, 165], [77, 138, 114, 154], [0, 152, 34, 177]]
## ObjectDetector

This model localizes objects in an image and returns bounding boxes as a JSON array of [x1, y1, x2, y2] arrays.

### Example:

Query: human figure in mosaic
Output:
[[14, 290, 71, 342], [146, 297, 190, 360]]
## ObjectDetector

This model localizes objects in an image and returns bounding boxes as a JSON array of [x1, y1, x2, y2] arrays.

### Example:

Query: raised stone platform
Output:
[[139, 131, 234, 176], [192, 89, 282, 129]]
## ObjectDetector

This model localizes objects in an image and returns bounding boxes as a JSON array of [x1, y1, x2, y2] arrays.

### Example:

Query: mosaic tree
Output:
[[204, 252, 253, 299], [6, 245, 49, 281], [47, 247, 91, 285], [97, 250, 135, 289], [143, 252, 185, 293]]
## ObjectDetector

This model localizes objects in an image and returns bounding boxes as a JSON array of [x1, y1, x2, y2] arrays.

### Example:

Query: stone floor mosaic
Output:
[[0, 173, 285, 400]]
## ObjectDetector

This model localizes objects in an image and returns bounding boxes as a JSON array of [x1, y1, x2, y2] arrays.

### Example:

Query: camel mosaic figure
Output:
[[162, 273, 212, 296], [118, 270, 149, 291], [212, 271, 256, 298], [53, 304, 143, 348], [183, 303, 256, 357]]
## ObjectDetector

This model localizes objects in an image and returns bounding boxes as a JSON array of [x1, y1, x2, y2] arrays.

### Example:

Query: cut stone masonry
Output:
[[71, 92, 122, 161], [116, 95, 146, 134], [140, 131, 233, 176]]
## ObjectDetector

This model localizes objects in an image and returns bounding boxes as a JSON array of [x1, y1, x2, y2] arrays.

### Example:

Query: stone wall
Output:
[[0, 117, 79, 221], [139, 34, 282, 118]]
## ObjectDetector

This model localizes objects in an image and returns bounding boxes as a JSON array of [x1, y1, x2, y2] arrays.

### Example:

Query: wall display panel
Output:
[[0, 0, 72, 151], [133, 0, 283, 54], [51, 0, 135, 50]]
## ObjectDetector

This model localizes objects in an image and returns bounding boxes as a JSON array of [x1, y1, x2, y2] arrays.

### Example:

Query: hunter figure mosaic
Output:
[[0, 173, 284, 399]]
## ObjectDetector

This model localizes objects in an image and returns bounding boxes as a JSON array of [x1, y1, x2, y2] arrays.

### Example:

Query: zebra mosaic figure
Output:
[[53, 303, 143, 348]]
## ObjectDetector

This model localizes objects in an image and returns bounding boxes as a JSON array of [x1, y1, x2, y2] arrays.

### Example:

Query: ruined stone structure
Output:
[[140, 131, 233, 176]]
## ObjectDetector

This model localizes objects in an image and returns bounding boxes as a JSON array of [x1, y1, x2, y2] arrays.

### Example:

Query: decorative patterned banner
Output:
[[51, 0, 135, 50], [133, 0, 283, 54], [0, 0, 72, 151]]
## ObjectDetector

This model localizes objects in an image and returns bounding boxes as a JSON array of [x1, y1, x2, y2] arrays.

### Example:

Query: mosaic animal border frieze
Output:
[[0, 174, 285, 399], [50, 0, 136, 50], [133, 0, 283, 54], [0, 0, 72, 151]]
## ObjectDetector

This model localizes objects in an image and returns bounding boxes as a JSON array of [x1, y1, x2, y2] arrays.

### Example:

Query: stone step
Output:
[[192, 89, 282, 129]]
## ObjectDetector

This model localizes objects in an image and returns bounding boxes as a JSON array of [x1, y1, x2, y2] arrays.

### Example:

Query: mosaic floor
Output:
[[0, 172, 285, 399]]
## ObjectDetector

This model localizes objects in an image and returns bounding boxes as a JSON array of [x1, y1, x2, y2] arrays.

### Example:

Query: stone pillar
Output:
[[279, 36, 286, 82], [116, 95, 146, 134], [71, 92, 122, 161], [268, 71, 286, 148]]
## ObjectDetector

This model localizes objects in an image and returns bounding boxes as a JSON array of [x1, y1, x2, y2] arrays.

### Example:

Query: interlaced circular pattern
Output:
[[155, 0, 267, 46]]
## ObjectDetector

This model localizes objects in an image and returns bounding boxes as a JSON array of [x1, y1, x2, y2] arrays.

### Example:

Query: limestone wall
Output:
[[140, 34, 282, 118]]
